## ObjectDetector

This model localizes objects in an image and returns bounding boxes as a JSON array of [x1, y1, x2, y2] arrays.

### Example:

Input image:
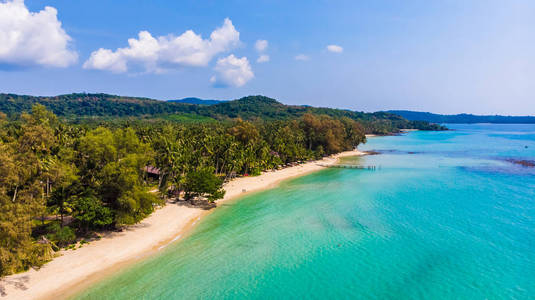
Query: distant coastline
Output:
[[388, 110, 535, 124], [1, 150, 365, 300]]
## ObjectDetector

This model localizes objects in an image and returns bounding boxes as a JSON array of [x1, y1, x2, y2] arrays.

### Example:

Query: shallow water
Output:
[[75, 124, 535, 299]]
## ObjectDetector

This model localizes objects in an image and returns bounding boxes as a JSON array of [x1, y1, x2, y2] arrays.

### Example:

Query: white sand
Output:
[[1, 150, 364, 300]]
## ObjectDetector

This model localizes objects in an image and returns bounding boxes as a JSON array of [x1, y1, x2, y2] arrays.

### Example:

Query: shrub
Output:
[[46, 223, 76, 247]]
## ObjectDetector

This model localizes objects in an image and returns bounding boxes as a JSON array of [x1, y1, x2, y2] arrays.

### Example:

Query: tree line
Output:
[[0, 94, 447, 133], [0, 105, 367, 276]]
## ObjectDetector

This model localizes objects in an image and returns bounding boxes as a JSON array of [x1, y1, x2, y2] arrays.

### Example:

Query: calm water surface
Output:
[[75, 124, 535, 299]]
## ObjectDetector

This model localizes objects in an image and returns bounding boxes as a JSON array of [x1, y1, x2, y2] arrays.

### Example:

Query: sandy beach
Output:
[[1, 150, 364, 300]]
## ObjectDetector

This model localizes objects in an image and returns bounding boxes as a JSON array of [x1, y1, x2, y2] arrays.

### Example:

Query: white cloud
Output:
[[0, 0, 77, 68], [257, 54, 269, 63], [254, 40, 269, 63], [255, 39, 268, 52], [83, 48, 127, 73], [84, 18, 240, 73], [295, 54, 310, 61], [210, 54, 253, 87], [326, 44, 343, 53]]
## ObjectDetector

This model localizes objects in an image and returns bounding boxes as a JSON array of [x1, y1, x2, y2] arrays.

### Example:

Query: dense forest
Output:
[[0, 94, 445, 276], [389, 110, 535, 124], [0, 93, 445, 133]]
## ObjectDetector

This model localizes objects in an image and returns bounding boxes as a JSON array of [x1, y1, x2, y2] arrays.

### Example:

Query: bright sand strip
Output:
[[1, 150, 364, 300]]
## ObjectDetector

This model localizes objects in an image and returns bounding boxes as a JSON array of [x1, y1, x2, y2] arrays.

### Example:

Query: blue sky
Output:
[[1, 0, 534, 115]]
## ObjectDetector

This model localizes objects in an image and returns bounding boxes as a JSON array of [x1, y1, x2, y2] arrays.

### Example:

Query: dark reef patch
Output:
[[505, 159, 535, 168]]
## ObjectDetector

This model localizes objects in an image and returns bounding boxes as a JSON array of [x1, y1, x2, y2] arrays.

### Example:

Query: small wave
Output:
[[158, 234, 184, 251]]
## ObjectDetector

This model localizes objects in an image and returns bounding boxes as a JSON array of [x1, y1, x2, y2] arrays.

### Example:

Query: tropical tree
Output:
[[183, 168, 225, 202]]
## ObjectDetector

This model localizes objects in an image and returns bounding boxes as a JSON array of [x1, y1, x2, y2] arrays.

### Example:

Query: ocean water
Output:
[[75, 124, 535, 299]]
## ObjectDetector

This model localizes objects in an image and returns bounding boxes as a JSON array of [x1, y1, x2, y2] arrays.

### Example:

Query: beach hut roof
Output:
[[144, 166, 161, 175]]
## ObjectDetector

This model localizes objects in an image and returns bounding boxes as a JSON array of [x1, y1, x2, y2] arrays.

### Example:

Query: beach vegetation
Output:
[[183, 168, 225, 202], [45, 223, 76, 247]]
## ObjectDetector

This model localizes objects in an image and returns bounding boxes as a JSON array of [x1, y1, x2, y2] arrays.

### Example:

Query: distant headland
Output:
[[388, 110, 535, 124]]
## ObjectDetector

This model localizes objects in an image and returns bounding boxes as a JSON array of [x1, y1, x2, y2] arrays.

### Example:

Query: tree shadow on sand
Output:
[[171, 198, 216, 210], [0, 275, 29, 297]]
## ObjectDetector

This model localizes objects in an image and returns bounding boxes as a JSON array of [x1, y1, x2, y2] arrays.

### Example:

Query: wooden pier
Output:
[[317, 164, 378, 170]]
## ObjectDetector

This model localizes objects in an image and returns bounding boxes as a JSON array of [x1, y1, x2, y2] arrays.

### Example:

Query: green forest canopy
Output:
[[0, 93, 445, 133]]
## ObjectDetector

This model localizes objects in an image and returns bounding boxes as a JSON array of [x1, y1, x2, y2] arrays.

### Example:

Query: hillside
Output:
[[0, 93, 444, 133], [389, 110, 535, 124], [168, 97, 225, 105], [0, 93, 199, 117]]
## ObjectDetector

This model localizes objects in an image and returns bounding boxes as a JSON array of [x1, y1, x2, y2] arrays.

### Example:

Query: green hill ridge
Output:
[[0, 93, 444, 133]]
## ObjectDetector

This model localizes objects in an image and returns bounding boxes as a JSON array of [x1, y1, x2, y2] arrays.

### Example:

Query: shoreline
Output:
[[365, 129, 419, 139], [1, 150, 365, 300]]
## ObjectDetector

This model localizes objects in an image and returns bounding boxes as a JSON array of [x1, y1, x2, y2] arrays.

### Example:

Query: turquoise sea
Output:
[[75, 124, 535, 299]]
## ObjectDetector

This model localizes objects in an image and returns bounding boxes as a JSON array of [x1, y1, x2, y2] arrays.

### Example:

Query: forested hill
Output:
[[0, 93, 444, 133], [0, 93, 187, 117], [168, 97, 224, 105], [389, 110, 535, 124]]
